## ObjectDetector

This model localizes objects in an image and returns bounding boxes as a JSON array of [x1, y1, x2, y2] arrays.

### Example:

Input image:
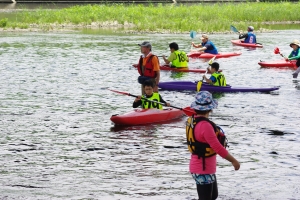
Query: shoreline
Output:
[[1, 21, 297, 34]]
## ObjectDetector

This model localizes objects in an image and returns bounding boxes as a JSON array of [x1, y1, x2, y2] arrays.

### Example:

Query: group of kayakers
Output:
[[132, 27, 300, 199]]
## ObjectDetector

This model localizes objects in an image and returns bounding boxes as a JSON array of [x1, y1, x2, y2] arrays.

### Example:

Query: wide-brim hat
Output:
[[290, 39, 300, 47], [190, 91, 218, 111]]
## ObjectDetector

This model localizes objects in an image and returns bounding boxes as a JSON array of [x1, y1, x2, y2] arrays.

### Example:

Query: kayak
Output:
[[158, 81, 279, 93], [110, 108, 185, 125], [231, 40, 263, 48], [258, 60, 297, 69], [188, 52, 242, 59], [133, 64, 222, 73]]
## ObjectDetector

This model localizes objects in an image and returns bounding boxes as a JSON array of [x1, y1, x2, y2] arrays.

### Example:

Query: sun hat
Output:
[[290, 39, 300, 47], [138, 41, 152, 49], [190, 91, 218, 111], [201, 34, 209, 40]]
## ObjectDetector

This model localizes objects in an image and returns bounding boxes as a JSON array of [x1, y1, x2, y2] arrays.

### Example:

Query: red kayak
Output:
[[258, 60, 297, 69], [110, 108, 185, 125], [188, 52, 242, 59], [133, 64, 221, 73], [231, 40, 263, 48]]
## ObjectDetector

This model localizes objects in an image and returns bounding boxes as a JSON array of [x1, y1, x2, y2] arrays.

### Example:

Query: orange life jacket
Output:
[[137, 55, 157, 78]]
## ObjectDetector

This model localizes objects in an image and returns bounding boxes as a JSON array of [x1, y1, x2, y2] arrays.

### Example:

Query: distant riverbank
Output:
[[0, 2, 300, 33]]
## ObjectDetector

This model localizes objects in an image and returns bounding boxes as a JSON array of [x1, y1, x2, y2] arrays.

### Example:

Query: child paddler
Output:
[[133, 80, 170, 109], [162, 42, 189, 68], [202, 62, 227, 86]]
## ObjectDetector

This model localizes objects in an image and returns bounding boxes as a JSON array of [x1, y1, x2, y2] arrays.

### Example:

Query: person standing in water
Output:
[[187, 91, 240, 200]]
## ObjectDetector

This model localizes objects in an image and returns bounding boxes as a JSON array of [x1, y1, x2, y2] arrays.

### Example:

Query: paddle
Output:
[[109, 89, 196, 116], [197, 56, 216, 91], [190, 30, 197, 51], [274, 47, 286, 58], [230, 25, 239, 34]]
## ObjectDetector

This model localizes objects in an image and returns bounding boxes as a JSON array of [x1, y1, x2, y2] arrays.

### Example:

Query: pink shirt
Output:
[[189, 119, 228, 174]]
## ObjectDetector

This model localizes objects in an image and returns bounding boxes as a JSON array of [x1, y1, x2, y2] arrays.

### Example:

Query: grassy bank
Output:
[[1, 2, 300, 32]]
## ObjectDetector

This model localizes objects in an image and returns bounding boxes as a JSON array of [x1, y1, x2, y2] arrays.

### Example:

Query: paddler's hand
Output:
[[202, 75, 207, 81], [134, 96, 141, 102], [165, 102, 170, 107], [285, 57, 289, 61]]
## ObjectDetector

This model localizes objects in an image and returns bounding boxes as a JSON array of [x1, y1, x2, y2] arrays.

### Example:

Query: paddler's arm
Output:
[[191, 42, 202, 48], [133, 96, 142, 108], [159, 94, 171, 107], [203, 74, 216, 85], [287, 50, 300, 60], [162, 55, 171, 64], [162, 53, 176, 65], [238, 33, 248, 39]]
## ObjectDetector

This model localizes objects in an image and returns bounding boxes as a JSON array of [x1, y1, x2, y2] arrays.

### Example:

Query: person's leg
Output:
[[211, 175, 218, 200], [196, 183, 214, 200]]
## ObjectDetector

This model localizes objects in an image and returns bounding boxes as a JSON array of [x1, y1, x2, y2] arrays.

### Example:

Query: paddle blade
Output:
[[190, 31, 197, 39], [182, 107, 196, 116], [109, 89, 130, 96], [230, 25, 239, 33], [274, 47, 280, 54], [196, 81, 202, 92], [208, 56, 216, 65]]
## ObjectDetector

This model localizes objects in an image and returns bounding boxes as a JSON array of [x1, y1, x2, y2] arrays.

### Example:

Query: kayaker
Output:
[[285, 40, 300, 78], [238, 26, 257, 44], [203, 62, 227, 86], [133, 80, 170, 109], [188, 91, 240, 200], [191, 34, 218, 54], [136, 41, 160, 94], [162, 42, 189, 68]]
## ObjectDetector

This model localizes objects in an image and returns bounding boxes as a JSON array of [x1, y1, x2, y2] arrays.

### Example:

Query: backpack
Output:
[[186, 116, 228, 170]]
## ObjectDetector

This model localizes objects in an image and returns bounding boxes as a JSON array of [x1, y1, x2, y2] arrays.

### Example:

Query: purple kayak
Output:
[[158, 81, 279, 93]]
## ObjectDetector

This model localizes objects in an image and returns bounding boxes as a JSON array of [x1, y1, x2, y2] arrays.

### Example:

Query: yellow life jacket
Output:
[[186, 116, 228, 170], [141, 93, 162, 109], [171, 50, 188, 68], [211, 72, 226, 86]]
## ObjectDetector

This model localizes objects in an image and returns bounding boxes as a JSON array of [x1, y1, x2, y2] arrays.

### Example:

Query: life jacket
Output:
[[141, 93, 162, 109], [291, 48, 300, 57], [171, 50, 188, 68], [137, 55, 158, 78], [211, 72, 227, 86], [201, 41, 218, 54], [244, 32, 256, 44], [186, 116, 228, 170]]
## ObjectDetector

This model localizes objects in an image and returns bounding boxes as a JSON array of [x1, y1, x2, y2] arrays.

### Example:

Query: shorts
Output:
[[191, 173, 216, 185], [138, 76, 156, 85]]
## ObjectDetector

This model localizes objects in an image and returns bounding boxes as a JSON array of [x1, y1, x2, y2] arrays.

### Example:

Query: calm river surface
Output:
[[0, 30, 300, 200]]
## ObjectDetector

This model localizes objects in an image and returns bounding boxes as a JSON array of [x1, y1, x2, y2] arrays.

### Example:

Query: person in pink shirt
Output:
[[188, 91, 240, 200]]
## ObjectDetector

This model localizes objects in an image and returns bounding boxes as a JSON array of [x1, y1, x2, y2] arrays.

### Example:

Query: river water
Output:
[[0, 29, 300, 200]]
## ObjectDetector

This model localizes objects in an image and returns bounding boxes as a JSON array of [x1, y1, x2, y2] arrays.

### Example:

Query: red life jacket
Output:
[[137, 55, 158, 78]]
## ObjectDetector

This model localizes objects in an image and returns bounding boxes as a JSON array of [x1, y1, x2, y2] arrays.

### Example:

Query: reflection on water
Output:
[[0, 31, 300, 200]]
